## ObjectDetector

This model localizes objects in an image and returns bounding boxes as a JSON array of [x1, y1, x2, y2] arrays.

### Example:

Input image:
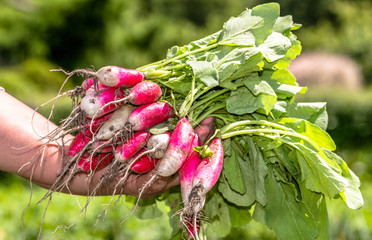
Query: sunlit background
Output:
[[1, 0, 371, 239]]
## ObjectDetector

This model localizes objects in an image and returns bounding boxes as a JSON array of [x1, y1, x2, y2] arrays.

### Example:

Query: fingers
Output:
[[122, 165, 180, 198], [194, 117, 215, 145]]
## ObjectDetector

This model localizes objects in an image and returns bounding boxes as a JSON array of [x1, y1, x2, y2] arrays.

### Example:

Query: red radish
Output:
[[83, 112, 113, 137], [192, 138, 223, 196], [128, 102, 175, 131], [68, 132, 91, 156], [124, 81, 162, 105], [114, 130, 151, 162], [179, 134, 202, 206], [91, 140, 115, 153], [158, 117, 194, 177], [130, 150, 158, 174], [80, 86, 125, 118], [95, 104, 135, 140], [188, 138, 223, 214], [179, 138, 223, 240], [146, 131, 172, 159], [96, 66, 144, 88], [77, 153, 114, 172]]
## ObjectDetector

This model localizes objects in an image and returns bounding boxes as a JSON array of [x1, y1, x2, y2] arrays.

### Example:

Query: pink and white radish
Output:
[[179, 134, 202, 206], [128, 102, 175, 131], [80, 86, 125, 118], [82, 112, 113, 137], [95, 66, 144, 88], [191, 138, 223, 198], [68, 132, 91, 156], [158, 117, 194, 177], [123, 81, 162, 105], [130, 150, 158, 174], [94, 104, 135, 140], [114, 130, 151, 162], [178, 138, 223, 240], [146, 131, 172, 159]]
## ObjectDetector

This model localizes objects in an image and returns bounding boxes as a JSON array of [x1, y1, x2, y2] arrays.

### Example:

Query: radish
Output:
[[94, 104, 135, 140], [68, 132, 91, 156], [158, 117, 194, 177], [80, 86, 125, 118], [114, 130, 151, 162], [123, 81, 162, 105], [187, 138, 223, 217], [116, 131, 172, 185], [128, 102, 175, 131], [96, 66, 144, 88], [180, 138, 223, 240], [146, 131, 172, 159], [82, 112, 113, 137], [130, 150, 158, 174], [179, 134, 202, 206], [191, 138, 223, 197], [77, 153, 114, 172]]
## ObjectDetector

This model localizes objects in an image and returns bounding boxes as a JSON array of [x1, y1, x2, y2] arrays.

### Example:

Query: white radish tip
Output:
[[80, 93, 103, 118], [96, 66, 120, 86]]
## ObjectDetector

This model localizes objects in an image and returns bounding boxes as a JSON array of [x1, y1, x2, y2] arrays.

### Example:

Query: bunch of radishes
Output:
[[46, 66, 222, 239]]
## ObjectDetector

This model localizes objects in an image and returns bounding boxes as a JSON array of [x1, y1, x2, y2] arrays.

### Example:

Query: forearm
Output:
[[0, 91, 76, 189]]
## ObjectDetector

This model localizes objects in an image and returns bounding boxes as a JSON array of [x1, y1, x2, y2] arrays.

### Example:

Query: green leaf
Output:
[[219, 9, 263, 43], [262, 69, 307, 99], [226, 86, 276, 115], [257, 32, 292, 62], [223, 144, 246, 194], [190, 31, 221, 49], [219, 32, 256, 47], [228, 204, 252, 227], [253, 167, 318, 240], [273, 15, 294, 36], [286, 102, 329, 131], [272, 38, 302, 69], [293, 143, 347, 198], [300, 184, 331, 240], [243, 73, 277, 97], [324, 150, 363, 209], [277, 118, 336, 151], [219, 50, 263, 90], [218, 152, 256, 207], [188, 60, 219, 87], [247, 137, 268, 206], [205, 192, 231, 237], [251, 2, 280, 45], [164, 191, 183, 239]]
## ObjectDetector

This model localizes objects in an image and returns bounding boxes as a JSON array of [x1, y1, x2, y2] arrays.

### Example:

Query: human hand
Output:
[[115, 117, 216, 198]]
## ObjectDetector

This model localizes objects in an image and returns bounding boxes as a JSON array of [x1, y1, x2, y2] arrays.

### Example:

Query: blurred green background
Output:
[[1, 0, 372, 239]]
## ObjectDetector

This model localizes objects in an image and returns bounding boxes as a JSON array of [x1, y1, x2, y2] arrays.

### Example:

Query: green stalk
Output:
[[220, 120, 290, 133], [188, 88, 229, 113], [221, 128, 324, 153], [192, 103, 226, 126]]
